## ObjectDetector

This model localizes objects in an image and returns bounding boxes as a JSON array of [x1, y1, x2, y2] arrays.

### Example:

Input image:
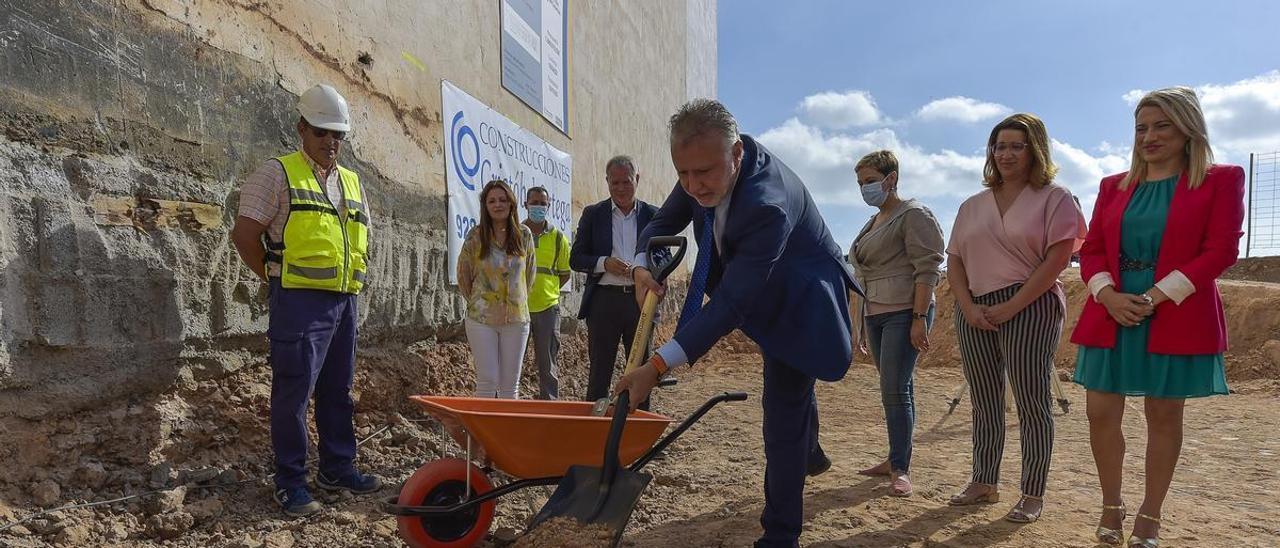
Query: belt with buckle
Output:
[[597, 284, 634, 293], [1119, 255, 1156, 272]]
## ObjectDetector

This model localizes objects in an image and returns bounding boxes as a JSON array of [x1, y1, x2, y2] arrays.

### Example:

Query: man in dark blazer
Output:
[[570, 155, 660, 403], [617, 99, 862, 547]]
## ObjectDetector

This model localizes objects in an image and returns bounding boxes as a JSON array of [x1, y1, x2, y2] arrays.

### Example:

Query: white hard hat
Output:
[[298, 84, 351, 132]]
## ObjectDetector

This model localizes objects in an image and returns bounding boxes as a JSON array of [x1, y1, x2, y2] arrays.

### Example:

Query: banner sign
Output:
[[442, 80, 573, 283]]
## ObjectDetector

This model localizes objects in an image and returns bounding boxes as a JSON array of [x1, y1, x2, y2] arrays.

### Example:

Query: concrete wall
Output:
[[0, 0, 716, 417]]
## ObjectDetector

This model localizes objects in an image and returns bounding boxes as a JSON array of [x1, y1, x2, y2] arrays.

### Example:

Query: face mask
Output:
[[527, 205, 548, 222], [861, 181, 889, 207]]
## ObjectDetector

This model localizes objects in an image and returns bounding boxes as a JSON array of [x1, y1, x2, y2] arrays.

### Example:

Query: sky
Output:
[[717, 0, 1280, 257]]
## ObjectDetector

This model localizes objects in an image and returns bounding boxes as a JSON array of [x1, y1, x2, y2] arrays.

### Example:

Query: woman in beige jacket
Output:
[[848, 150, 945, 497]]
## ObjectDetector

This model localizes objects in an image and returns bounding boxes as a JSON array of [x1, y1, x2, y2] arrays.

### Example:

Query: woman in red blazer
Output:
[[1070, 87, 1245, 547]]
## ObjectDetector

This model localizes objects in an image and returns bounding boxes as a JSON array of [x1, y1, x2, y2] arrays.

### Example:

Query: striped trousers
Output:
[[955, 284, 1062, 497]]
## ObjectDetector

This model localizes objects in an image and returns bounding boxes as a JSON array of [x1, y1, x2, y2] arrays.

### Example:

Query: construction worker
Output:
[[523, 186, 572, 399], [230, 84, 382, 517]]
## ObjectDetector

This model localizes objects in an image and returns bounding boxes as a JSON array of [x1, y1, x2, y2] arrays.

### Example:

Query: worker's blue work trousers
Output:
[[267, 278, 358, 490]]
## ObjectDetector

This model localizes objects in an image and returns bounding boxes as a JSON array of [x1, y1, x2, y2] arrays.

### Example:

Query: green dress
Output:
[[1073, 175, 1229, 398]]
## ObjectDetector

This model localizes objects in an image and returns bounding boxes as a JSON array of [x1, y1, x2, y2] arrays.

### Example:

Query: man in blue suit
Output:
[[570, 155, 660, 405], [616, 99, 861, 547]]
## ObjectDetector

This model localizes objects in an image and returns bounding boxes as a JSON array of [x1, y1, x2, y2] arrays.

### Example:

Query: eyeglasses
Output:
[[308, 126, 348, 141], [990, 142, 1029, 155]]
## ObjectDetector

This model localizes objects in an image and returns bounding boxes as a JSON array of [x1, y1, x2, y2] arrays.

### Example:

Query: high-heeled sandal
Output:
[[1004, 494, 1043, 523], [1096, 503, 1126, 545], [947, 483, 999, 506], [1127, 513, 1160, 547]]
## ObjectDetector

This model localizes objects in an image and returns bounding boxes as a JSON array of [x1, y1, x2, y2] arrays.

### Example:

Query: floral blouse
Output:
[[458, 224, 535, 325]]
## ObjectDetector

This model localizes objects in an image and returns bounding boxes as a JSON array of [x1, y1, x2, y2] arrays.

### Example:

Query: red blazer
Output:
[[1070, 164, 1245, 354]]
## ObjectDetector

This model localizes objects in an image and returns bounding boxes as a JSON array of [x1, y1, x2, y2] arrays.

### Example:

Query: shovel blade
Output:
[[527, 464, 652, 546]]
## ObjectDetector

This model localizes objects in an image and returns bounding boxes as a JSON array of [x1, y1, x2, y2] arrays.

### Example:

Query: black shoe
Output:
[[806, 453, 832, 477]]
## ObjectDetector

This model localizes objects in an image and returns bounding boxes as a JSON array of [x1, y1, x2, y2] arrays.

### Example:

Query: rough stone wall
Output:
[[0, 0, 716, 417]]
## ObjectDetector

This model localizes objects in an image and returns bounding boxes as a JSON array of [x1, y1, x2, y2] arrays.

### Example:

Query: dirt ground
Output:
[[1224, 256, 1280, 284], [1, 273, 1278, 547]]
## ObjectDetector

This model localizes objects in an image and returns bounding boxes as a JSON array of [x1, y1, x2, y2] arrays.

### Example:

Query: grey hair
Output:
[[605, 154, 637, 177], [669, 98, 740, 148]]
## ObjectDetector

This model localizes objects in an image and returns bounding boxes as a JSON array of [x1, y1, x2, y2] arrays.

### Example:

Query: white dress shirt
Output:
[[595, 200, 639, 286]]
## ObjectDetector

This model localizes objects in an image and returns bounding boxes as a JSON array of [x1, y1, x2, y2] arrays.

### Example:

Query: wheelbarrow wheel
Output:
[[396, 458, 495, 548]]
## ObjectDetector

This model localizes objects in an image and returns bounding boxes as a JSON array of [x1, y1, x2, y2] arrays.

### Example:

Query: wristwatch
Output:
[[1140, 293, 1154, 305], [911, 312, 928, 320]]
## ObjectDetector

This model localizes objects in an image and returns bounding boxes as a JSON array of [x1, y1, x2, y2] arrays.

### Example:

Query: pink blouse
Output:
[[946, 184, 1086, 299]]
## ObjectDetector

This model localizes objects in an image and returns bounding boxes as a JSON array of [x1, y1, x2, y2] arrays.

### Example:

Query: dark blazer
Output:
[[1071, 164, 1245, 354], [637, 135, 863, 381], [570, 197, 658, 319]]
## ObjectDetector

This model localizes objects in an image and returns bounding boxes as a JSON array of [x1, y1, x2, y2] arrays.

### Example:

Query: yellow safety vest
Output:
[[528, 225, 571, 313], [267, 151, 369, 294]]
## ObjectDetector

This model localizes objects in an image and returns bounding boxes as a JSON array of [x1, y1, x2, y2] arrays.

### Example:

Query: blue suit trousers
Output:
[[758, 352, 821, 547]]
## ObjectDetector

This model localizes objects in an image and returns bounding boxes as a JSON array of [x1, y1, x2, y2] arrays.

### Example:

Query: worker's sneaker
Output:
[[274, 487, 322, 517], [317, 469, 383, 494]]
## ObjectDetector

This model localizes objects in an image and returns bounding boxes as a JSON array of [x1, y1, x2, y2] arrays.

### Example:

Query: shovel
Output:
[[527, 390, 646, 546], [590, 236, 688, 416]]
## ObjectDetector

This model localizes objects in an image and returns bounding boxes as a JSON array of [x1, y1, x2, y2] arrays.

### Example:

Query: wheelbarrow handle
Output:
[[629, 391, 751, 472]]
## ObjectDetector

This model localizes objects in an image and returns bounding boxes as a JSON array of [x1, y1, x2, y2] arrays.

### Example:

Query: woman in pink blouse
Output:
[[945, 113, 1086, 523]]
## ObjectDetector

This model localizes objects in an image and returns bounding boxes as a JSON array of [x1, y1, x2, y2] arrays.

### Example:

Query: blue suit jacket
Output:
[[570, 198, 659, 319], [637, 135, 863, 381]]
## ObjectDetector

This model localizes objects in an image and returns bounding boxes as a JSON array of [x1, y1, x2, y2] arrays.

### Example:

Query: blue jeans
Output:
[[864, 305, 934, 472]]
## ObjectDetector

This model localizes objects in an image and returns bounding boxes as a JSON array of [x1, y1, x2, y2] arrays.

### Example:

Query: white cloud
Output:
[[916, 96, 1011, 123], [798, 90, 884, 129], [1199, 71, 1280, 158], [757, 118, 986, 208], [1050, 139, 1130, 216]]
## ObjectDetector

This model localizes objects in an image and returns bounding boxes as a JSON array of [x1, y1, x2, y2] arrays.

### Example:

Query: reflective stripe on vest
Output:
[[274, 151, 370, 294]]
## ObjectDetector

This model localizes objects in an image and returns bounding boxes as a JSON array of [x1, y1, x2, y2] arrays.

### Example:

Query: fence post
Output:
[[1247, 153, 1254, 258]]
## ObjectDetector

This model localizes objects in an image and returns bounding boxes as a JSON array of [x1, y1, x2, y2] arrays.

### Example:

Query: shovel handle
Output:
[[622, 236, 687, 376], [623, 291, 661, 374]]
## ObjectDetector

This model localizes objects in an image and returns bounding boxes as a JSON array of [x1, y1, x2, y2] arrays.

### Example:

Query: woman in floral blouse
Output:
[[457, 179, 535, 399]]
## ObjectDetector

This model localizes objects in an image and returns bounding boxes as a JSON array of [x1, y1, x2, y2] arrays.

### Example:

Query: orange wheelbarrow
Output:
[[383, 390, 748, 547]]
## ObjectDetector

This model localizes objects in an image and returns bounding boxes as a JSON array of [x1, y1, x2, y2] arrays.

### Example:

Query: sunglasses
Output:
[[308, 126, 348, 141]]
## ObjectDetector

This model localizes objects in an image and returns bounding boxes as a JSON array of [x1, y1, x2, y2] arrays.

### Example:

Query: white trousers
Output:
[[465, 319, 530, 399]]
